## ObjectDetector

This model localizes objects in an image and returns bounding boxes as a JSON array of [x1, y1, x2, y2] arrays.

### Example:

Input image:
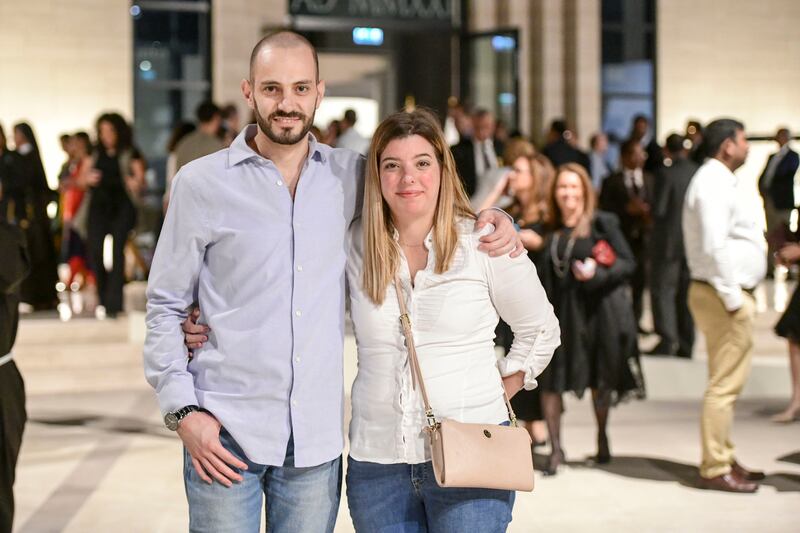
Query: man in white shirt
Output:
[[682, 118, 767, 493]]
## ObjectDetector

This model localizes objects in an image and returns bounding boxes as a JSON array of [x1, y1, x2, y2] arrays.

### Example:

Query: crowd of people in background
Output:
[[445, 104, 800, 487], [0, 100, 247, 322], [1, 95, 798, 495]]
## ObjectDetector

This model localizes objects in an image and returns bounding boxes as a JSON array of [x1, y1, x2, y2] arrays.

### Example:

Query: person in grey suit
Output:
[[648, 134, 698, 357]]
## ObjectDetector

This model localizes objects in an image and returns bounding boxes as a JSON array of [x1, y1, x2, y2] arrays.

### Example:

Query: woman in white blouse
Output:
[[344, 108, 559, 532]]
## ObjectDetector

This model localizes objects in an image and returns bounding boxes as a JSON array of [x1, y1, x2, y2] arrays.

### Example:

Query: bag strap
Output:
[[393, 277, 519, 428]]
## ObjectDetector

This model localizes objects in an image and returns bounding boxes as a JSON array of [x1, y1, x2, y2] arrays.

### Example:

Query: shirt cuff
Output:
[[497, 358, 539, 390], [488, 206, 514, 224], [156, 374, 200, 416], [719, 287, 744, 312]]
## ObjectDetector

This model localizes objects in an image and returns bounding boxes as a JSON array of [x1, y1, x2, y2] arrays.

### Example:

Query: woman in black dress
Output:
[[12, 122, 58, 310], [84, 113, 145, 318], [772, 243, 800, 422], [537, 163, 645, 475]]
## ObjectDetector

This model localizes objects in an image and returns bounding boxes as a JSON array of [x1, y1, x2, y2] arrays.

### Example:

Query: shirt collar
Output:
[[227, 124, 327, 168], [706, 157, 738, 184], [391, 226, 434, 251], [624, 167, 643, 182]]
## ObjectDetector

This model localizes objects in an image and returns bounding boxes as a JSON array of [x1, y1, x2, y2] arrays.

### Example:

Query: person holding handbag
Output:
[[536, 163, 645, 476], [344, 108, 559, 532]]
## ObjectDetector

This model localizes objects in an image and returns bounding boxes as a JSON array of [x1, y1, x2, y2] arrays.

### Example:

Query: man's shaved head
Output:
[[249, 31, 319, 82]]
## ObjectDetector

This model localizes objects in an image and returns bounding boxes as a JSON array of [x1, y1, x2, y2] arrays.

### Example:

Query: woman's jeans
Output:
[[346, 457, 515, 533]]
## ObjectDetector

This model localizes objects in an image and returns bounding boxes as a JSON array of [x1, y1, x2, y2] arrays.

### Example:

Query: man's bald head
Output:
[[249, 31, 319, 82]]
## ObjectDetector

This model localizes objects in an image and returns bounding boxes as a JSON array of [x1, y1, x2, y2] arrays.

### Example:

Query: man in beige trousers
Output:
[[682, 118, 767, 493]]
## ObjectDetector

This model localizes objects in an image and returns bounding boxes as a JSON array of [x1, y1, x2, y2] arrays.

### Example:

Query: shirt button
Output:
[[296, 265, 303, 272], [276, 180, 282, 186], [294, 356, 301, 363], [292, 400, 298, 407], [295, 310, 302, 317]]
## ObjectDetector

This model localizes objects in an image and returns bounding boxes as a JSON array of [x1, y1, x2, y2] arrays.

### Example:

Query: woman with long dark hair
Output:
[[12, 122, 58, 310], [83, 113, 146, 318]]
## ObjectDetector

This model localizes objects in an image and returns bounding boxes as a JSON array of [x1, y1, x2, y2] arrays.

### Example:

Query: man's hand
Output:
[[475, 209, 524, 257], [502, 371, 525, 399], [183, 307, 209, 351], [177, 411, 248, 487]]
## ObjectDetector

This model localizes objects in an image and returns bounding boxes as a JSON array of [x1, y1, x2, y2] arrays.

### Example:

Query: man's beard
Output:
[[254, 100, 314, 146]]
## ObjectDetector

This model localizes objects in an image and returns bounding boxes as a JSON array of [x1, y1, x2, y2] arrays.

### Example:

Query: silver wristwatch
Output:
[[164, 405, 201, 431]]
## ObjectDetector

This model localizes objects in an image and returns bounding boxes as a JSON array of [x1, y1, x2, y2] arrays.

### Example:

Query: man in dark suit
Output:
[[450, 108, 502, 198], [542, 119, 591, 173], [759, 127, 800, 274], [599, 139, 654, 328], [648, 134, 698, 357], [629, 114, 663, 173]]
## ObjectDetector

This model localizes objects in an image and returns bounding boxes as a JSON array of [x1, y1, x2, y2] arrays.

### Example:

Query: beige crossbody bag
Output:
[[394, 278, 535, 492]]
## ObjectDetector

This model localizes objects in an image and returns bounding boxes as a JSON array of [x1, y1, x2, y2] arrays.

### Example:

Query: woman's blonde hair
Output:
[[543, 162, 595, 238], [362, 108, 475, 305]]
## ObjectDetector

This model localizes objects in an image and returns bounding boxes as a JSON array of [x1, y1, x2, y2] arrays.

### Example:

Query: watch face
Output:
[[165, 412, 179, 431]]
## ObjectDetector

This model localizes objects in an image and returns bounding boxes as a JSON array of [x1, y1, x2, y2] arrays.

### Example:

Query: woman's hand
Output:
[[519, 229, 543, 251], [183, 307, 210, 353], [572, 257, 597, 281], [502, 371, 525, 399], [475, 209, 525, 257]]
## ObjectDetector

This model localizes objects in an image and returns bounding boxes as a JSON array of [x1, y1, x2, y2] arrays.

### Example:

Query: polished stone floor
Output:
[[9, 312, 800, 532]]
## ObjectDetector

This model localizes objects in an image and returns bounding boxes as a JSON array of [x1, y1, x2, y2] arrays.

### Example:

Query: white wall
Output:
[[0, 0, 132, 187], [212, 0, 287, 122], [658, 0, 800, 138]]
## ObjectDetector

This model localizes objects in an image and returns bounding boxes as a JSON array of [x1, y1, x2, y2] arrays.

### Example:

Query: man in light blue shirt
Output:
[[144, 31, 521, 532]]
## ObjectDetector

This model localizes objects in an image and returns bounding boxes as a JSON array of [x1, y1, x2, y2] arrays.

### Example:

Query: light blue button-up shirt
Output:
[[144, 125, 363, 467]]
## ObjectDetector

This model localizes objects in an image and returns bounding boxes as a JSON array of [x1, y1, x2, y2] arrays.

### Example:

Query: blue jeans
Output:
[[184, 430, 342, 533], [346, 457, 515, 533]]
